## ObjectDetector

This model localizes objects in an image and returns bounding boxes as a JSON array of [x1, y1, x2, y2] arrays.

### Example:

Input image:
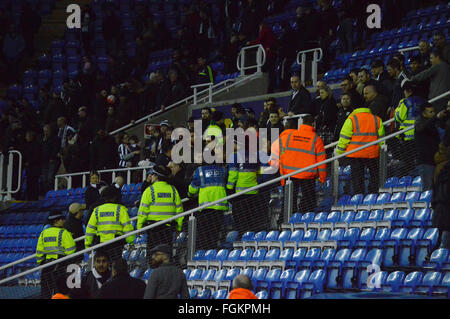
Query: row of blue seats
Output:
[[186, 248, 450, 298], [0, 225, 45, 240], [0, 238, 38, 254], [192, 234, 444, 271], [335, 191, 432, 211]]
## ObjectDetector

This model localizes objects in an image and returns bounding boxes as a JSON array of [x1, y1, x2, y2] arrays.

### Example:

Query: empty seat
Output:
[[326, 248, 352, 289], [400, 271, 424, 293], [415, 271, 443, 296], [415, 228, 440, 267], [285, 269, 311, 299], [424, 249, 449, 271], [382, 271, 406, 292], [383, 228, 408, 267], [398, 228, 425, 267]]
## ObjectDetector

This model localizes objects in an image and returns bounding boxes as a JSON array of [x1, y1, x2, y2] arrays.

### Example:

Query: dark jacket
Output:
[[368, 93, 390, 121], [414, 116, 440, 166], [334, 106, 354, 140], [64, 213, 84, 253], [81, 269, 112, 299], [288, 87, 313, 115], [431, 160, 450, 231], [41, 134, 60, 163], [347, 88, 365, 109], [89, 133, 118, 170], [144, 262, 189, 299], [98, 274, 146, 299], [84, 184, 101, 212], [316, 97, 338, 134]]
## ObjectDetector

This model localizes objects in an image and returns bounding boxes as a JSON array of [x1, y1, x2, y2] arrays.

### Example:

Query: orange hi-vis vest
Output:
[[279, 125, 327, 185], [269, 129, 297, 169], [346, 112, 382, 159]]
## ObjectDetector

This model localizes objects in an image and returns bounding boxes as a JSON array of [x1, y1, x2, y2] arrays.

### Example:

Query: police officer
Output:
[[85, 186, 135, 259], [336, 105, 385, 195], [204, 111, 225, 147], [188, 147, 228, 250], [137, 165, 184, 264], [279, 115, 327, 214], [36, 211, 76, 299], [394, 81, 424, 176], [227, 134, 264, 236]]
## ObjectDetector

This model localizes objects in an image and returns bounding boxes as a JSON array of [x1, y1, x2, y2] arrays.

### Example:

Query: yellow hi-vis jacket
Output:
[[85, 203, 135, 248], [36, 226, 76, 265], [137, 181, 184, 231]]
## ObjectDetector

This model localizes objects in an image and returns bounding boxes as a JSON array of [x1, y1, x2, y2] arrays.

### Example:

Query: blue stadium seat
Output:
[[300, 212, 315, 224], [313, 212, 328, 223], [430, 272, 450, 298], [373, 193, 391, 208], [392, 209, 414, 228], [398, 228, 425, 267], [355, 228, 376, 247], [383, 209, 399, 223], [251, 248, 267, 262], [289, 213, 303, 224], [255, 290, 269, 299], [269, 268, 296, 299], [197, 288, 212, 300], [340, 211, 356, 224], [326, 248, 352, 289], [193, 250, 205, 261], [286, 247, 307, 270], [326, 211, 341, 224], [256, 268, 282, 294], [354, 210, 370, 222], [317, 229, 331, 242], [368, 210, 384, 221], [285, 269, 311, 299], [383, 228, 408, 267], [251, 268, 268, 289], [382, 271, 406, 292], [400, 271, 424, 293], [368, 228, 391, 250], [413, 190, 432, 209], [302, 229, 317, 242], [410, 208, 431, 228], [203, 249, 218, 261], [424, 249, 449, 272], [383, 177, 399, 191], [415, 228, 440, 267], [339, 228, 360, 249], [299, 248, 321, 269], [189, 288, 198, 299], [212, 289, 228, 299], [313, 248, 337, 270], [301, 269, 327, 298], [415, 272, 443, 296], [345, 194, 364, 210], [342, 248, 367, 289], [239, 248, 254, 262], [227, 249, 242, 262]]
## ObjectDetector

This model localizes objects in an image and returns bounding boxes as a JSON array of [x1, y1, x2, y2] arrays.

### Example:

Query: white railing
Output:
[[296, 48, 323, 87], [54, 165, 154, 190], [0, 150, 22, 201], [237, 44, 266, 76]]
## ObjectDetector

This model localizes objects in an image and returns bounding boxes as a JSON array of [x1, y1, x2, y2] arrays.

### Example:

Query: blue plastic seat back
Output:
[[255, 290, 269, 299], [212, 289, 228, 299], [314, 212, 328, 223], [384, 209, 399, 222], [363, 193, 378, 205], [422, 228, 439, 248], [241, 268, 253, 279], [265, 230, 280, 242], [413, 209, 430, 223], [340, 211, 356, 223], [202, 269, 216, 281], [354, 210, 370, 222], [333, 248, 352, 264], [349, 248, 366, 262], [278, 230, 292, 243], [241, 231, 255, 242], [359, 228, 376, 242], [385, 271, 406, 291], [303, 229, 317, 241], [326, 211, 341, 223], [404, 192, 420, 204], [390, 192, 406, 203], [411, 176, 422, 188], [396, 209, 414, 225], [376, 193, 391, 205], [265, 268, 282, 283], [265, 248, 281, 261], [289, 230, 304, 242], [320, 248, 336, 263], [289, 213, 303, 223], [317, 229, 331, 242], [406, 228, 424, 242], [330, 229, 345, 241], [343, 228, 360, 244], [294, 269, 311, 285], [418, 190, 432, 203], [254, 231, 267, 242], [280, 248, 294, 262], [389, 228, 408, 242], [215, 249, 229, 262], [421, 271, 442, 288], [213, 269, 228, 282], [252, 268, 268, 285], [402, 271, 424, 288], [384, 177, 399, 189], [252, 248, 267, 261], [239, 248, 254, 261], [188, 269, 203, 281], [349, 194, 364, 206], [375, 228, 391, 241], [304, 248, 321, 262], [429, 248, 449, 266], [365, 248, 383, 266], [368, 210, 384, 221], [301, 212, 315, 223], [225, 231, 239, 244]]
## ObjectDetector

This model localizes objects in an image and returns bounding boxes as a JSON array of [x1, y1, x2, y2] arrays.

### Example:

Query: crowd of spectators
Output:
[[0, 0, 449, 203]]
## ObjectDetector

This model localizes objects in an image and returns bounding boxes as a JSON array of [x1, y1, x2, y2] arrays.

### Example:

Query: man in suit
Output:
[[287, 74, 313, 116]]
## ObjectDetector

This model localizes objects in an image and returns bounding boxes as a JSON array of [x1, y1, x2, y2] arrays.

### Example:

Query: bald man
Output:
[[363, 84, 390, 121], [228, 275, 258, 299]]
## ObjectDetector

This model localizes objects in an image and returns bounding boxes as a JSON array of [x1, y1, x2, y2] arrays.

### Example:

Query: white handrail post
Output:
[[241, 50, 246, 76], [82, 174, 87, 188], [193, 87, 198, 105], [256, 47, 262, 74], [112, 171, 116, 184], [208, 83, 212, 103], [0, 153, 4, 200], [301, 52, 306, 86], [68, 176, 72, 189], [127, 170, 131, 185]]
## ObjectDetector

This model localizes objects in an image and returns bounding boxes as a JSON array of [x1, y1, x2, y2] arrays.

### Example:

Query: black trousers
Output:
[[195, 209, 225, 251], [292, 179, 317, 214], [349, 157, 379, 195], [145, 221, 175, 266], [231, 194, 257, 236]]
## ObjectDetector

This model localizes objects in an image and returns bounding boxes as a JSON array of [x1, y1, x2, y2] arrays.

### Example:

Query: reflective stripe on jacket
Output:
[[279, 124, 327, 184], [394, 96, 423, 141], [336, 108, 385, 158], [137, 181, 184, 231], [227, 151, 260, 195], [36, 227, 76, 265], [85, 203, 135, 248], [188, 165, 228, 210]]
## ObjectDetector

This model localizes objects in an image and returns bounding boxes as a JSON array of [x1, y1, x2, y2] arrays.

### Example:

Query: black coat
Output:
[[98, 274, 146, 299], [80, 270, 112, 299], [334, 106, 354, 140], [288, 87, 313, 115], [414, 116, 440, 166], [84, 185, 101, 212], [431, 161, 450, 231], [64, 214, 84, 253], [316, 97, 338, 134], [368, 94, 390, 121]]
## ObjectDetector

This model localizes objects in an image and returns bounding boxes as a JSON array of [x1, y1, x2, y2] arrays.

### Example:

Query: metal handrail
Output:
[[237, 44, 266, 76], [296, 48, 323, 86]]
